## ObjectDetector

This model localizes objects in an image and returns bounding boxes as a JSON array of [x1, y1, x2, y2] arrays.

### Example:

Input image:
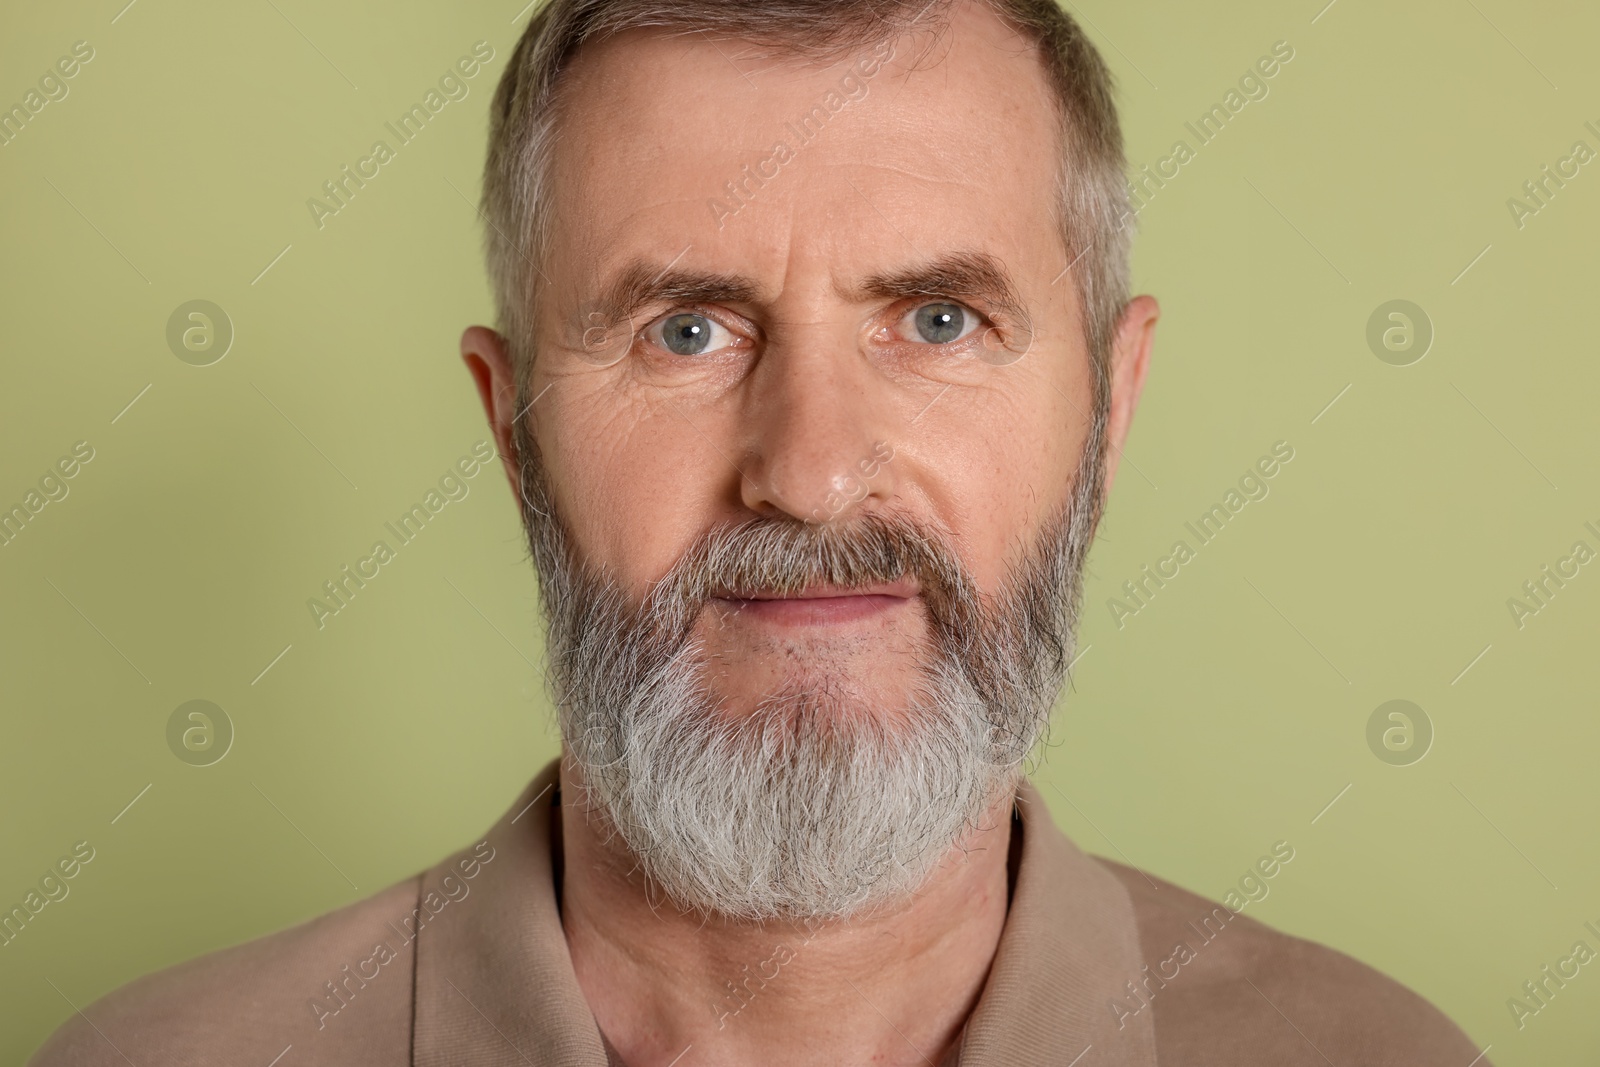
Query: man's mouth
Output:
[[711, 576, 920, 625]]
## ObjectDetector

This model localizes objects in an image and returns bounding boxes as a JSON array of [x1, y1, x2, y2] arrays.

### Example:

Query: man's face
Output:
[[465, 0, 1156, 919], [527, 1, 1095, 718]]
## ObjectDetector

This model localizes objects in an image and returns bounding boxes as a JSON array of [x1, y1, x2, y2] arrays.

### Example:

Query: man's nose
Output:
[[737, 341, 897, 524]]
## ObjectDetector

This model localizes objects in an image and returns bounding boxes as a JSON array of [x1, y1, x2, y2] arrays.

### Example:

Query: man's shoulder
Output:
[[1095, 859, 1488, 1066], [29, 877, 421, 1067]]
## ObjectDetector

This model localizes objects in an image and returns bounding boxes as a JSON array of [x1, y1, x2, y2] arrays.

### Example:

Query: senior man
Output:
[[33, 1, 1484, 1064]]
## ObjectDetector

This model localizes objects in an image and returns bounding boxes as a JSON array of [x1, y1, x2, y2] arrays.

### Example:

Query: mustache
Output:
[[645, 512, 971, 625]]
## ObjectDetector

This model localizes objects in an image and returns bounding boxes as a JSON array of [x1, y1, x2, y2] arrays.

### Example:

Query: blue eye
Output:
[[901, 301, 986, 346], [914, 303, 965, 343], [656, 313, 728, 356]]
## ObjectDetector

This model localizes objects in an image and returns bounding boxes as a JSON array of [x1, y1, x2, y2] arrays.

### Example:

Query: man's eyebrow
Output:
[[854, 251, 1031, 325], [589, 251, 1031, 327], [592, 260, 761, 326]]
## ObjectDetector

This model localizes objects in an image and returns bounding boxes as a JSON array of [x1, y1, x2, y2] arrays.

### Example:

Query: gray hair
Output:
[[480, 0, 1131, 406]]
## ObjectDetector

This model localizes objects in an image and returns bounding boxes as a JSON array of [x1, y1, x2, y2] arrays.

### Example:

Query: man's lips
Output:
[[712, 577, 919, 625]]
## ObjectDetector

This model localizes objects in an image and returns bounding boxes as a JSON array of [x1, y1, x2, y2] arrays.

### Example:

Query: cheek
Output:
[[537, 387, 731, 589], [912, 364, 1089, 595]]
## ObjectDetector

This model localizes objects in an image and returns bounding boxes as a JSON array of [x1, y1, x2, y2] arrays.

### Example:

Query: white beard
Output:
[[564, 642, 1024, 921], [517, 417, 1104, 922]]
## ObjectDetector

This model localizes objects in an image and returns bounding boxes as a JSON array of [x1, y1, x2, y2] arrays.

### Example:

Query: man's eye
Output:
[[901, 302, 982, 345], [648, 312, 734, 356]]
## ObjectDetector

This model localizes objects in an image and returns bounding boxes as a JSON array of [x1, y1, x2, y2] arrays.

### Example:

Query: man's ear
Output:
[[460, 325, 524, 496], [1100, 294, 1158, 496]]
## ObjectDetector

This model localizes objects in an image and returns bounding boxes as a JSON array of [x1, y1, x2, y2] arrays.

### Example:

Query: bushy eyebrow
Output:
[[588, 249, 1030, 327], [855, 251, 1031, 326], [592, 261, 760, 328]]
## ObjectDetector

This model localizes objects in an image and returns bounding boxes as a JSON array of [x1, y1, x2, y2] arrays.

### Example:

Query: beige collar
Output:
[[414, 759, 1158, 1066]]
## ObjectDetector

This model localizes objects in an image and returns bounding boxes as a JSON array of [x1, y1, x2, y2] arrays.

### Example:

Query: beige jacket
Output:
[[31, 759, 1485, 1065]]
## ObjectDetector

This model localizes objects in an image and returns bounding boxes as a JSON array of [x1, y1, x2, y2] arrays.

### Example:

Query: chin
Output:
[[704, 669, 934, 735], [691, 618, 936, 727], [564, 649, 1034, 922]]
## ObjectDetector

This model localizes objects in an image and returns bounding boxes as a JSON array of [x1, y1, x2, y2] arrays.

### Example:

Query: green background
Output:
[[2, 0, 1595, 1061]]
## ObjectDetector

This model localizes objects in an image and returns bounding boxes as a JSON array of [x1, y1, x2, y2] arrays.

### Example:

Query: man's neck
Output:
[[556, 758, 1018, 1067]]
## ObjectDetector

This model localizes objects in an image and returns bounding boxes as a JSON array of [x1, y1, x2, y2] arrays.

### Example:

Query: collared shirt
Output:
[[31, 759, 1485, 1066]]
